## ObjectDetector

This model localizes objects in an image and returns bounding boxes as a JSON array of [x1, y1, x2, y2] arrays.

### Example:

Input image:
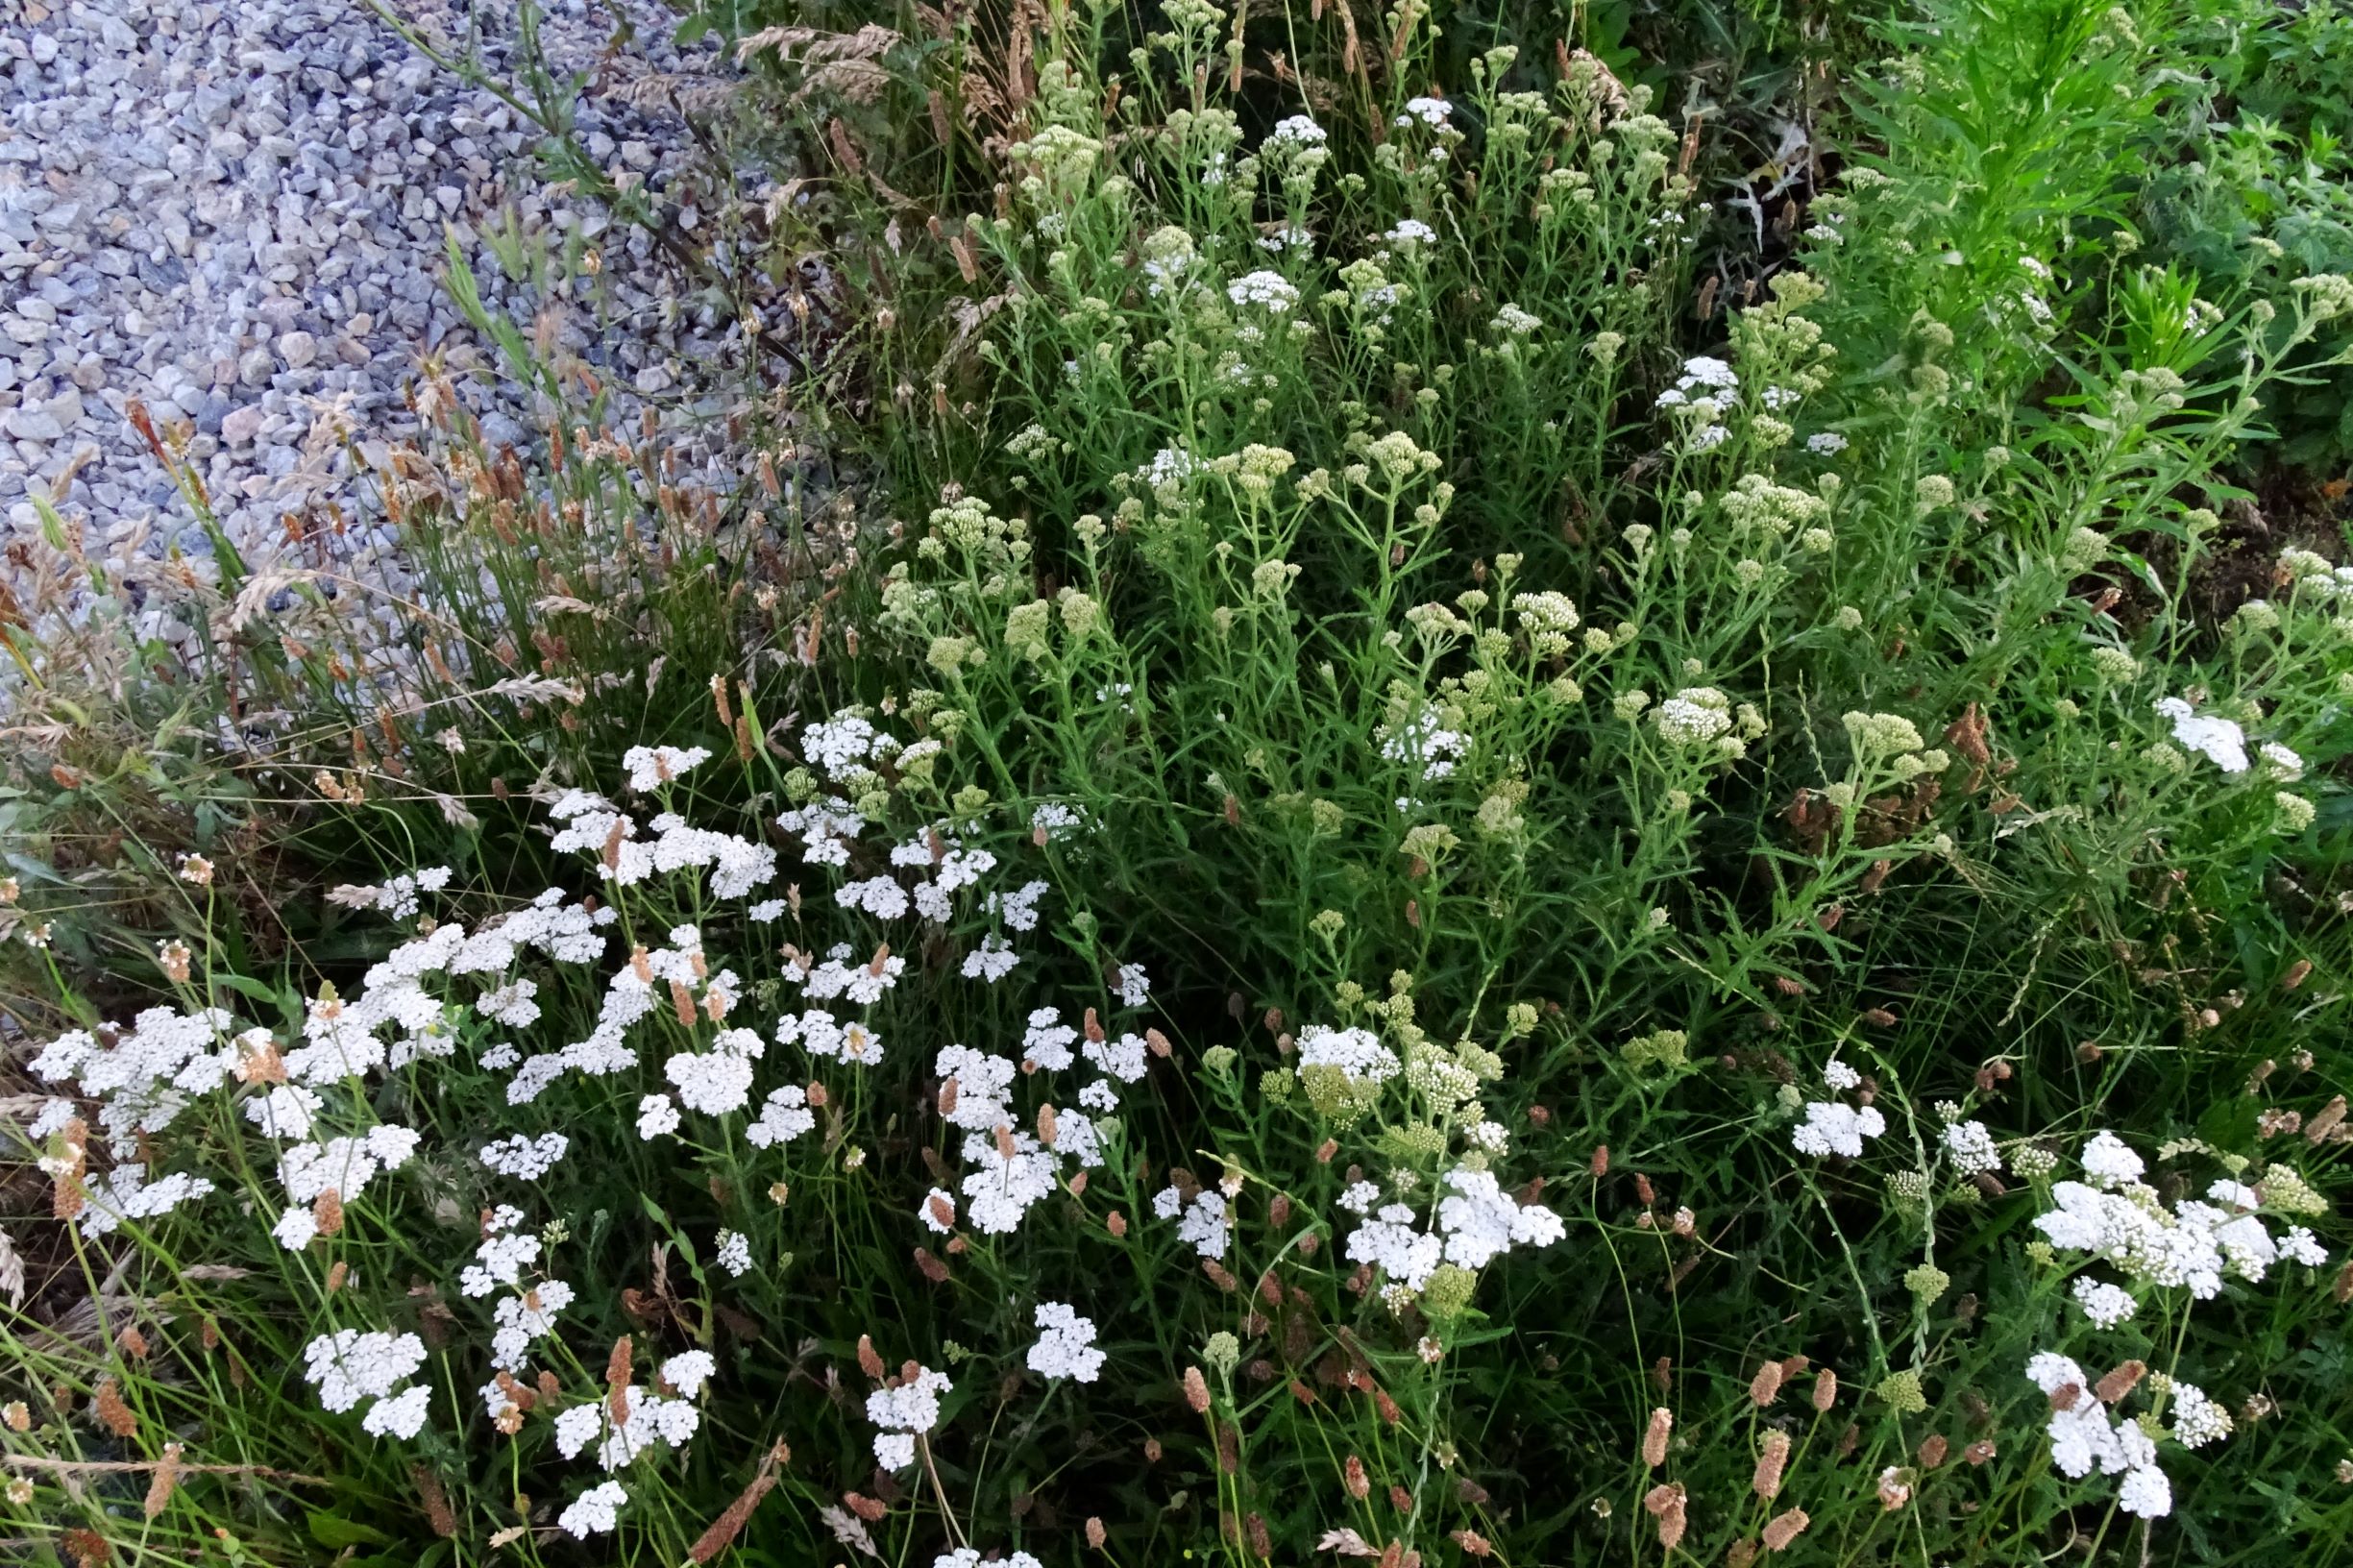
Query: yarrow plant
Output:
[[5, 0, 2353, 1564]]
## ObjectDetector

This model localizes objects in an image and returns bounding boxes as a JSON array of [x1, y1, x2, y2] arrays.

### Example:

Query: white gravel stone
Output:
[[2, 0, 769, 620]]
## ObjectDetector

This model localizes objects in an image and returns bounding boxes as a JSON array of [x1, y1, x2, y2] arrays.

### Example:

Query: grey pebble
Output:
[[6, 0, 759, 629]]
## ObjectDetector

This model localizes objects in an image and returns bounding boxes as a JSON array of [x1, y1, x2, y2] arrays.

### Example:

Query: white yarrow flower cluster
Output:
[[460, 1207, 543, 1297], [77, 1164, 218, 1240], [1342, 1167, 1566, 1292], [480, 1132, 569, 1179], [1654, 687, 1732, 747], [1490, 303, 1541, 336], [559, 1481, 628, 1538], [2025, 1353, 2171, 1518], [1791, 1100, 1886, 1159], [2168, 1381, 2233, 1448], [746, 1086, 817, 1147], [303, 1330, 431, 1438], [788, 945, 905, 1011], [800, 712, 898, 781], [549, 794, 776, 896], [622, 745, 712, 792], [1942, 1119, 2002, 1176], [2153, 698, 2249, 773], [1021, 1007, 1080, 1071], [2072, 1276, 2138, 1328], [1027, 1302, 1106, 1383], [962, 933, 1021, 982], [1654, 355, 1738, 409], [554, 1384, 701, 1472], [1381, 706, 1469, 809], [1297, 1024, 1400, 1083], [1228, 270, 1302, 313], [1155, 1185, 1232, 1258], [2032, 1131, 2330, 1303], [923, 1023, 1117, 1236], [661, 1351, 716, 1397], [637, 1094, 681, 1139], [868, 1364, 952, 1469], [714, 1230, 752, 1277]]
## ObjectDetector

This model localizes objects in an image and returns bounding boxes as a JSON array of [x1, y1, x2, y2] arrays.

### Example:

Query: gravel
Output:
[[0, 0, 768, 619]]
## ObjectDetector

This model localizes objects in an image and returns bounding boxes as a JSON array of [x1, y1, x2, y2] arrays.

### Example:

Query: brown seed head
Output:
[[1641, 1406, 1672, 1467], [2310, 1094, 2348, 1144], [2095, 1360, 2146, 1406], [687, 1445, 786, 1563], [412, 1464, 457, 1537], [1752, 1430, 1791, 1499], [604, 1336, 634, 1422], [1643, 1482, 1687, 1551], [94, 1379, 137, 1438], [1761, 1507, 1810, 1552]]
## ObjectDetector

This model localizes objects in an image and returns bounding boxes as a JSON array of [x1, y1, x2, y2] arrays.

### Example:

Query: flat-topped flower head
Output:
[[622, 746, 711, 792], [1792, 1101, 1885, 1159], [1229, 270, 1302, 313], [2153, 698, 2248, 772], [1028, 1302, 1106, 1383], [560, 1481, 627, 1538]]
